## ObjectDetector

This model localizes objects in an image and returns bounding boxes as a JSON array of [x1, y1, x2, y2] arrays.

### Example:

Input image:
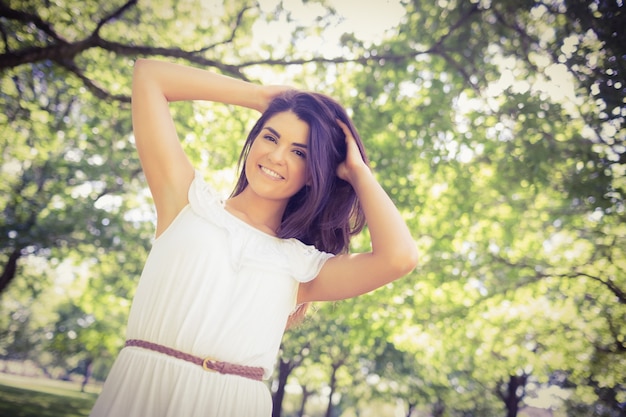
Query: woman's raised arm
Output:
[[131, 59, 268, 237], [297, 120, 418, 303]]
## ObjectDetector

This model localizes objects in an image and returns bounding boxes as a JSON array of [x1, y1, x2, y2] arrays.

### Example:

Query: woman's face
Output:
[[244, 111, 310, 204]]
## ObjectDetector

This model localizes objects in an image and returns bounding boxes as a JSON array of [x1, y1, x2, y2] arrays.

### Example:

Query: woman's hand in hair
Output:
[[335, 119, 369, 185]]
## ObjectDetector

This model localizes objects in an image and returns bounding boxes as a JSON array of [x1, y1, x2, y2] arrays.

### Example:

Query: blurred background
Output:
[[0, 0, 624, 416]]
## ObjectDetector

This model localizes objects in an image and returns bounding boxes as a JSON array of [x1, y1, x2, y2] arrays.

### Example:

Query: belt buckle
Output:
[[202, 357, 218, 372]]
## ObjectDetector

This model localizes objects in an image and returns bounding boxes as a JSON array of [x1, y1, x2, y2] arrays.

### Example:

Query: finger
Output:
[[336, 119, 353, 141]]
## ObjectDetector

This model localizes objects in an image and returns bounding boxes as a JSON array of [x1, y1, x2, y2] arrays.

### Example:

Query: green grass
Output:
[[0, 374, 98, 417]]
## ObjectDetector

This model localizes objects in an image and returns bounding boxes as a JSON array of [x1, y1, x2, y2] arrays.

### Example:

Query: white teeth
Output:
[[261, 166, 283, 179]]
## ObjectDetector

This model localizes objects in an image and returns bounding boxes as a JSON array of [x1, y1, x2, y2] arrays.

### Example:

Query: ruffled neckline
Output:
[[186, 170, 333, 282], [221, 204, 283, 241]]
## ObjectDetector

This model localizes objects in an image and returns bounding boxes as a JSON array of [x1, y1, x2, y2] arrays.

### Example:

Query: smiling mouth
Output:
[[260, 165, 284, 180]]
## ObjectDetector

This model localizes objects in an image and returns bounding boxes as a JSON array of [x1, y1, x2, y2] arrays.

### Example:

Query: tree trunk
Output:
[[272, 359, 294, 417], [297, 384, 311, 417], [405, 402, 415, 417], [0, 248, 21, 293], [500, 374, 528, 417], [324, 364, 340, 417], [432, 398, 445, 417], [81, 358, 93, 392]]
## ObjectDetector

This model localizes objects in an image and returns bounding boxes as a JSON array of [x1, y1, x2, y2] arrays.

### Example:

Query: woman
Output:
[[90, 59, 418, 416]]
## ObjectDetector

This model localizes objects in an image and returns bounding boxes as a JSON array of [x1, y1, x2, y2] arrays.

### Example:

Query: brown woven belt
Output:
[[124, 339, 264, 381]]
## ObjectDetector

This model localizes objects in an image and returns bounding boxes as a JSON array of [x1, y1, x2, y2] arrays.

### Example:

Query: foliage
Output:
[[1, 0, 624, 416]]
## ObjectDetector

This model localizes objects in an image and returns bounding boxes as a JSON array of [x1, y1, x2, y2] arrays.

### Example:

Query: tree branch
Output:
[[492, 254, 626, 304], [433, 48, 481, 93], [0, 18, 9, 52], [0, 1, 65, 42], [58, 59, 130, 102], [0, 0, 475, 102], [92, 0, 137, 37], [1, 33, 438, 101], [93, 38, 247, 78], [573, 271, 626, 304], [0, 248, 22, 293], [194, 4, 253, 53], [430, 2, 480, 52]]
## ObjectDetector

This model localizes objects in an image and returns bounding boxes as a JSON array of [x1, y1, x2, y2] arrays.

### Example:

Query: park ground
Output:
[[0, 366, 555, 417], [0, 372, 99, 417]]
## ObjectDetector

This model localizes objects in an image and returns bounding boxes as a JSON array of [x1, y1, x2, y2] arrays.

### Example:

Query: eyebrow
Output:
[[264, 126, 308, 149]]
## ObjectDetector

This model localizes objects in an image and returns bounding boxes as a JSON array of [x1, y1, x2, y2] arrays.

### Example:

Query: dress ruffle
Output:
[[188, 170, 333, 282]]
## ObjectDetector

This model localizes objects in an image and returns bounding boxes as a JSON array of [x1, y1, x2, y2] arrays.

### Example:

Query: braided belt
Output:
[[124, 339, 264, 381]]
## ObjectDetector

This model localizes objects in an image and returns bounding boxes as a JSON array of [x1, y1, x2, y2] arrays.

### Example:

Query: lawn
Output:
[[0, 373, 99, 417]]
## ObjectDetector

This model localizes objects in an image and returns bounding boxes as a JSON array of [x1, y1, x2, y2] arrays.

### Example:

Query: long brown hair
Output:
[[231, 90, 368, 255], [231, 91, 369, 328]]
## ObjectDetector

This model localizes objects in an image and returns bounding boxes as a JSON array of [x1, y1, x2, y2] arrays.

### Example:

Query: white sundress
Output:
[[89, 170, 333, 417]]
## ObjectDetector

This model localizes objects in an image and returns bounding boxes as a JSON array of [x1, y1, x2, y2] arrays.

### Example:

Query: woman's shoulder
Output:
[[279, 239, 334, 283], [188, 170, 223, 207]]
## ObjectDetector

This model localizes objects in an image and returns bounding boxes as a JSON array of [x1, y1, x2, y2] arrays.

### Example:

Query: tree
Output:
[[1, 0, 624, 415]]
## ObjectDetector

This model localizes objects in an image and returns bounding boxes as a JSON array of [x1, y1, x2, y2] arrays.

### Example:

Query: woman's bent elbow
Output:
[[390, 247, 418, 278]]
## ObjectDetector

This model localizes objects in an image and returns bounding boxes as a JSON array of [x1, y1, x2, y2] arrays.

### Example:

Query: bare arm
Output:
[[297, 120, 418, 303], [131, 59, 269, 237]]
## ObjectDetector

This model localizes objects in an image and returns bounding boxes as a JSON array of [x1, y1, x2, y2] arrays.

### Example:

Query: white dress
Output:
[[90, 171, 333, 417]]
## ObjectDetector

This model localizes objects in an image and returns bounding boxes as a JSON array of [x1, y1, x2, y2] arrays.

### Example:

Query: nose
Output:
[[268, 145, 287, 165]]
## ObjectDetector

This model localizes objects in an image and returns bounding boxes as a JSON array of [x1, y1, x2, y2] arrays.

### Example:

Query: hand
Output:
[[336, 119, 369, 184], [256, 84, 294, 113]]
